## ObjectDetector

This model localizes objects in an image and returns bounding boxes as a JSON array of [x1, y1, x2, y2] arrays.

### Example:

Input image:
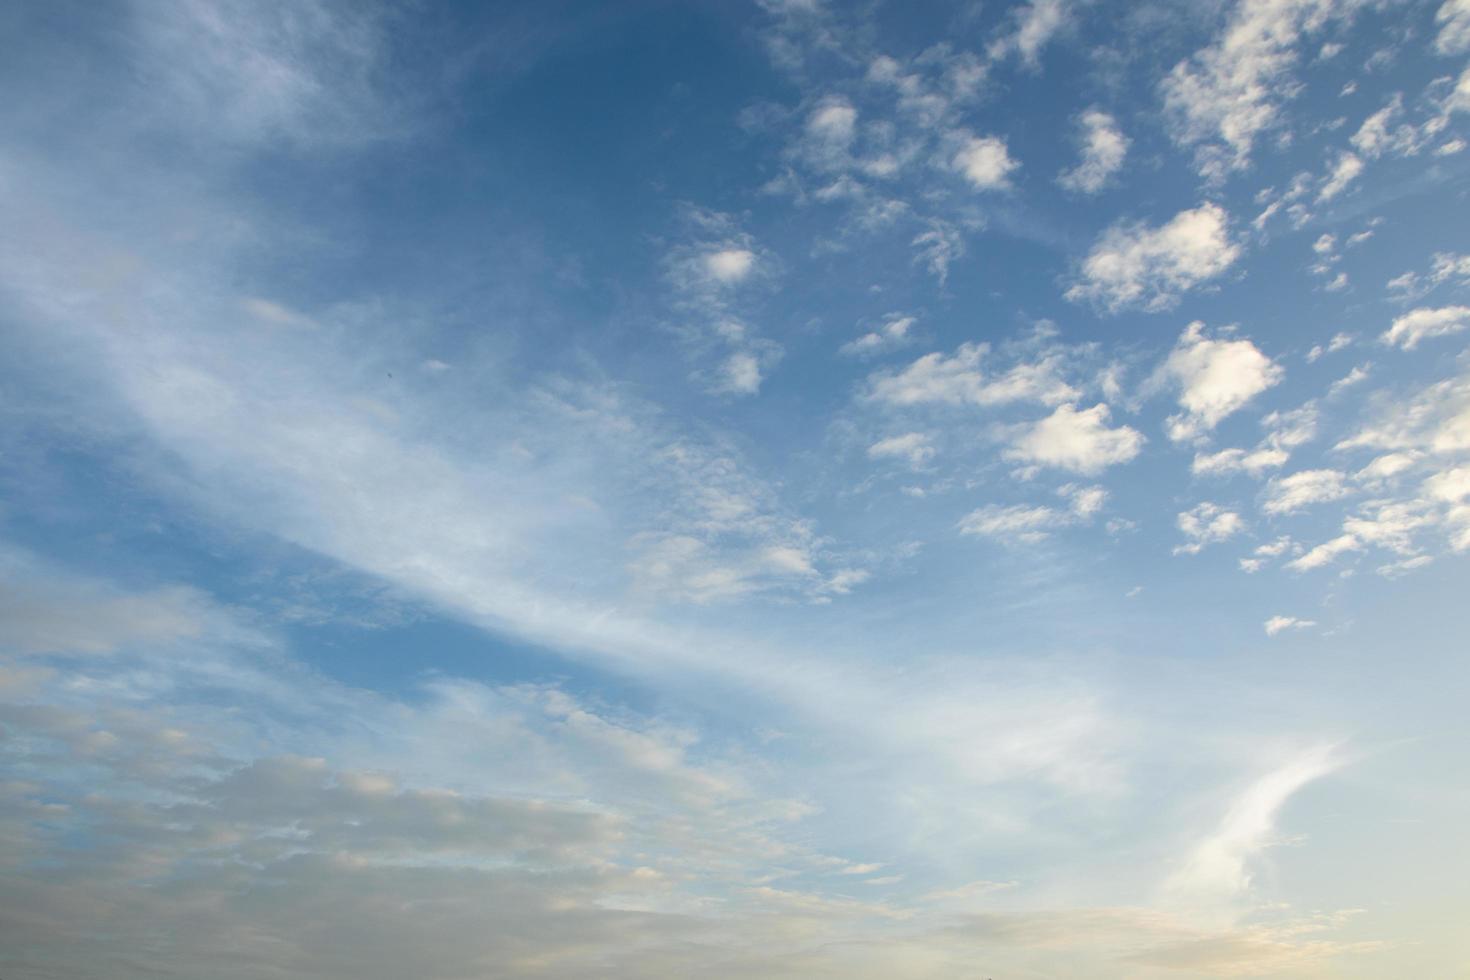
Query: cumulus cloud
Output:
[[1174, 502, 1246, 554], [704, 248, 758, 284], [1161, 0, 1345, 178], [1263, 469, 1349, 514], [841, 314, 916, 357], [1155, 322, 1284, 442], [1005, 403, 1144, 474], [1058, 110, 1130, 193], [868, 343, 1078, 408], [1316, 151, 1363, 202], [1192, 446, 1288, 476], [990, 0, 1074, 65], [957, 483, 1108, 543], [1382, 306, 1470, 350], [1066, 204, 1241, 312], [867, 432, 936, 469], [951, 134, 1019, 189], [1287, 533, 1362, 571], [1436, 0, 1470, 54], [1264, 615, 1316, 636]]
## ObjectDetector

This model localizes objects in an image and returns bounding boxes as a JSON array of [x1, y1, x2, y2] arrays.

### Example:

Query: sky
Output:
[[1, 0, 1469, 976]]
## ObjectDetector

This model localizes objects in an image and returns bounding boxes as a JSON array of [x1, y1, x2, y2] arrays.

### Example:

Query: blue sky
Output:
[[2, 0, 1470, 976]]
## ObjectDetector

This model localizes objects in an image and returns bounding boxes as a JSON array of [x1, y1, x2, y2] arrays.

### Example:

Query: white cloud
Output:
[[1192, 446, 1288, 476], [957, 483, 1106, 543], [951, 134, 1019, 190], [1329, 364, 1371, 395], [1164, 744, 1341, 906], [1382, 306, 1470, 350], [1355, 452, 1420, 483], [807, 97, 858, 146], [704, 248, 757, 284], [841, 314, 916, 357], [991, 0, 1074, 65], [1263, 469, 1350, 514], [868, 343, 1078, 408], [1005, 403, 1145, 474], [1337, 372, 1470, 457], [1436, 0, 1470, 54], [1287, 533, 1361, 571], [1161, 0, 1345, 178], [1424, 466, 1470, 503], [1174, 502, 1246, 554], [911, 220, 965, 283], [958, 503, 1068, 543], [1058, 110, 1129, 193], [715, 351, 766, 395], [1316, 151, 1363, 202], [867, 432, 936, 469], [1067, 204, 1241, 312], [1155, 322, 1284, 442], [1264, 615, 1316, 636]]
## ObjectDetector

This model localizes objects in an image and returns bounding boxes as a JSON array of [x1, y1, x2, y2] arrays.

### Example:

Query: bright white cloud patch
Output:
[[1005, 403, 1145, 474], [1382, 306, 1470, 349], [867, 432, 935, 469], [840, 314, 916, 357], [1317, 151, 1363, 202], [1161, 0, 1345, 178], [991, 0, 1074, 64], [704, 248, 757, 284], [1264, 614, 1316, 636], [1437, 0, 1470, 53], [868, 343, 1077, 407], [1174, 501, 1245, 554], [1156, 322, 1284, 442], [1067, 204, 1241, 312], [1263, 469, 1350, 514], [951, 134, 1019, 190], [1058, 110, 1130, 193], [1192, 446, 1288, 476]]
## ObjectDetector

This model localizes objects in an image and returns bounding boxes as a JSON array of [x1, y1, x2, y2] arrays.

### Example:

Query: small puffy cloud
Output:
[[1382, 306, 1470, 350], [951, 134, 1019, 190], [1424, 465, 1470, 503], [841, 315, 916, 357], [1264, 615, 1316, 636], [704, 248, 757, 284], [957, 483, 1106, 543], [1355, 452, 1420, 483], [1155, 322, 1284, 442], [1337, 373, 1470, 457], [1067, 204, 1241, 313], [868, 343, 1077, 408], [1329, 364, 1371, 396], [991, 0, 1073, 65], [1058, 110, 1129, 194], [867, 432, 935, 469], [1287, 533, 1361, 571], [1005, 403, 1145, 475], [1316, 152, 1363, 202], [1174, 501, 1245, 554], [807, 97, 858, 146], [1160, 0, 1346, 178], [958, 503, 1068, 543], [716, 351, 766, 395], [1305, 332, 1352, 362], [1192, 446, 1288, 476], [1263, 469, 1349, 514], [1436, 0, 1470, 54], [911, 220, 965, 283]]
